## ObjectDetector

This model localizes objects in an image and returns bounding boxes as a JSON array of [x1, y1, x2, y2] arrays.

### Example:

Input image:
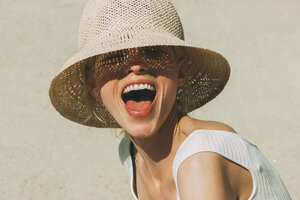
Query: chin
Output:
[[123, 122, 159, 139]]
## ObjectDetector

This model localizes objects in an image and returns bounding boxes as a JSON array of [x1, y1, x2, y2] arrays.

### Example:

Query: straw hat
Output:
[[49, 0, 230, 128]]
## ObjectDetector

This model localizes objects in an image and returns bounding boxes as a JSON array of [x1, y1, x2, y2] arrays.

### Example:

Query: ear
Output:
[[177, 58, 186, 87]]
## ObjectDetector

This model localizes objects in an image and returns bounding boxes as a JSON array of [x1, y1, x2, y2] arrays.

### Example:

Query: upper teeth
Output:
[[123, 83, 155, 94]]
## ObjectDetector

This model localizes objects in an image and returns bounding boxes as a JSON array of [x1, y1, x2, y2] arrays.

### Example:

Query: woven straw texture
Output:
[[49, 0, 230, 128]]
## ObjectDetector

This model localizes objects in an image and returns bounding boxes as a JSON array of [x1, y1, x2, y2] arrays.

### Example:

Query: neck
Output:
[[129, 105, 185, 179]]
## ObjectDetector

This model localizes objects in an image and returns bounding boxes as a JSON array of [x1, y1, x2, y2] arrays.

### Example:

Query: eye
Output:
[[98, 50, 128, 66], [102, 52, 126, 62], [142, 47, 167, 59]]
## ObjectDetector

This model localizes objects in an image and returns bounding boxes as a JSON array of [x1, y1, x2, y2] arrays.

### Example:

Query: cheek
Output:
[[99, 81, 118, 111], [158, 77, 178, 106], [93, 62, 124, 95], [167, 81, 178, 102]]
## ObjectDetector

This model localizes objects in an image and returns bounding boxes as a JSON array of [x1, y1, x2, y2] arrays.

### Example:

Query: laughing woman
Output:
[[49, 0, 291, 199]]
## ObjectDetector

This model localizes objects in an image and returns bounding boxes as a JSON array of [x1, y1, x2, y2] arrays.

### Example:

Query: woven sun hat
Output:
[[49, 0, 230, 128]]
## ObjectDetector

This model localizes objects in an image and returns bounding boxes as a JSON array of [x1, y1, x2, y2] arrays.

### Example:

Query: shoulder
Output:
[[177, 151, 236, 199], [176, 117, 252, 199], [177, 150, 252, 199], [178, 116, 237, 136], [175, 117, 240, 166]]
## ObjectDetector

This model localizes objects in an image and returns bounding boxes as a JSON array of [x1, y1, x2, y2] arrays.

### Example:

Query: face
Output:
[[88, 46, 186, 138]]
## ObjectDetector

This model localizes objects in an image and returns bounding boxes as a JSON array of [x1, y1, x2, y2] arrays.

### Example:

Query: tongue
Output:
[[126, 100, 152, 111]]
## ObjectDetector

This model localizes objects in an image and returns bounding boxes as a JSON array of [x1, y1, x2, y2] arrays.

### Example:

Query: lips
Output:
[[121, 82, 157, 118]]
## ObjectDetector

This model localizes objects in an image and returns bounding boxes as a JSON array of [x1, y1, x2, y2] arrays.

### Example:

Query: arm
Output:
[[177, 152, 237, 200], [176, 119, 253, 199]]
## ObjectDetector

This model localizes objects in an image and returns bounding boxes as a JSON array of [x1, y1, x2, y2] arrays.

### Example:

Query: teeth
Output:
[[123, 83, 155, 94]]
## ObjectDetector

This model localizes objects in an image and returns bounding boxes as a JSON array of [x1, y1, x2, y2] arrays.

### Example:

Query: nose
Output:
[[126, 64, 149, 75]]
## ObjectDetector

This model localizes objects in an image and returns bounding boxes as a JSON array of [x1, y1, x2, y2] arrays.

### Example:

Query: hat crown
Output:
[[78, 0, 184, 51], [49, 0, 230, 128]]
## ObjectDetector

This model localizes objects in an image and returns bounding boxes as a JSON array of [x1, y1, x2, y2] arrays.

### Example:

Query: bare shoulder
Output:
[[179, 116, 237, 136], [177, 151, 252, 200], [177, 151, 236, 199], [177, 117, 252, 200]]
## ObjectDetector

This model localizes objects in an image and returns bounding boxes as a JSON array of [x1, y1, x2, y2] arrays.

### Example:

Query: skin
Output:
[[89, 46, 253, 200], [177, 117, 253, 200]]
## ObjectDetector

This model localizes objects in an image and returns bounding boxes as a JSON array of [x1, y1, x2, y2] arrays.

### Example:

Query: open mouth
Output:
[[121, 83, 156, 116], [122, 83, 156, 103]]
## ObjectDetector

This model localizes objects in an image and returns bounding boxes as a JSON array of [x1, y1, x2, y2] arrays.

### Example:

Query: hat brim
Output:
[[49, 33, 230, 128]]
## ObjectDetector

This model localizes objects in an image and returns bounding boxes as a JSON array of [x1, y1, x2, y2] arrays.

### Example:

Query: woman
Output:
[[49, 0, 291, 199]]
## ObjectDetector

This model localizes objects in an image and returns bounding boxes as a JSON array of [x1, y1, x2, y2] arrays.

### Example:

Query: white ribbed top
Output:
[[118, 130, 291, 200]]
